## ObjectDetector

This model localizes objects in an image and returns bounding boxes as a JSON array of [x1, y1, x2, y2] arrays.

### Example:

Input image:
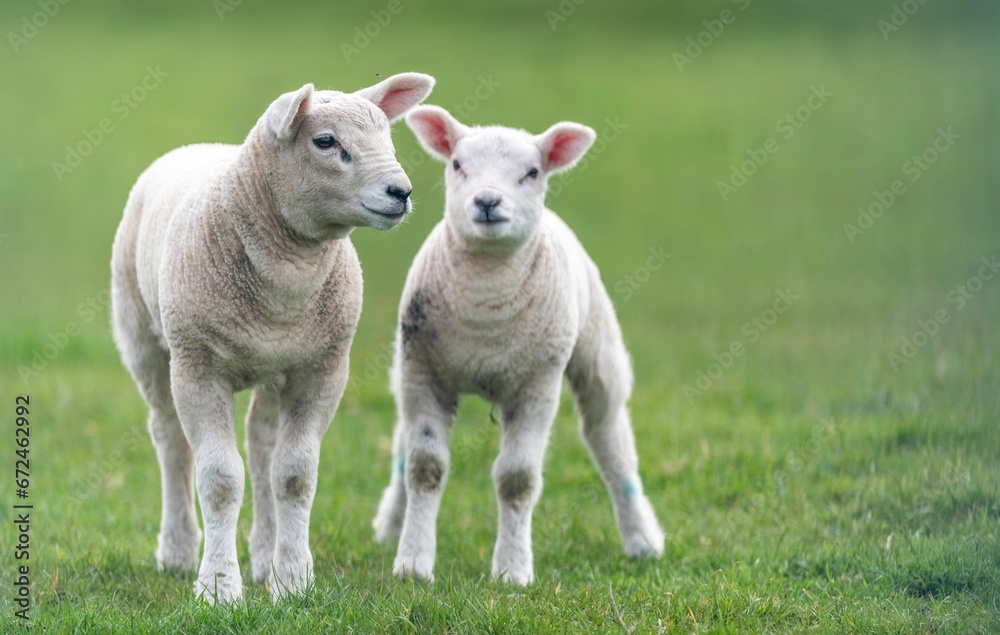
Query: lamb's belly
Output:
[[209, 322, 342, 390], [435, 328, 572, 402]]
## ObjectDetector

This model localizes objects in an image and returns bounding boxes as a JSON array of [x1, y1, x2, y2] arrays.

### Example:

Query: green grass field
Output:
[[1, 1, 998, 632]]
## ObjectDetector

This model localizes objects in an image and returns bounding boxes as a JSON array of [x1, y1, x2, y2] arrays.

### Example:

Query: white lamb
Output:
[[111, 73, 435, 604], [372, 105, 665, 585]]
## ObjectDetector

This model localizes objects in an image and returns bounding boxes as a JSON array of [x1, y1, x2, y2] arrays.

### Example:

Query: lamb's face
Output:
[[445, 128, 547, 244], [287, 93, 413, 232], [261, 74, 435, 240], [406, 106, 596, 251]]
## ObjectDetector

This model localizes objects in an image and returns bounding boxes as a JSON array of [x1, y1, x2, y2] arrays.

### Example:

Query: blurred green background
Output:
[[1, 0, 998, 632]]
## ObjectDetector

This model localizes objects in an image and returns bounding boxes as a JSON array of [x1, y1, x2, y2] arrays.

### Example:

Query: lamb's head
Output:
[[256, 73, 435, 240], [406, 105, 595, 251]]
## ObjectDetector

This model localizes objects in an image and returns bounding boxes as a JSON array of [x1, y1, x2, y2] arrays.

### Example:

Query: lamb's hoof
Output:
[[492, 567, 534, 587], [373, 489, 405, 544], [624, 538, 663, 559], [156, 530, 200, 574], [267, 557, 314, 600], [622, 527, 664, 559], [622, 500, 665, 558], [194, 569, 243, 605], [622, 526, 664, 559], [392, 553, 435, 582], [372, 509, 404, 544], [249, 528, 276, 584], [250, 554, 272, 585]]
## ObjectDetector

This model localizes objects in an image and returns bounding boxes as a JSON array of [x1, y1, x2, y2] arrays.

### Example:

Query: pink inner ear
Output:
[[295, 95, 310, 118], [547, 133, 580, 166], [377, 87, 413, 115], [416, 115, 452, 155]]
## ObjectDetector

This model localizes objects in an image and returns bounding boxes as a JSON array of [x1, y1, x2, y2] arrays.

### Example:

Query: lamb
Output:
[[372, 105, 665, 585], [110, 73, 435, 604]]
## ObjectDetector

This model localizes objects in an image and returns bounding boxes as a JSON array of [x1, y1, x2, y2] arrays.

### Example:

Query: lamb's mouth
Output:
[[363, 204, 407, 220], [473, 212, 510, 225]]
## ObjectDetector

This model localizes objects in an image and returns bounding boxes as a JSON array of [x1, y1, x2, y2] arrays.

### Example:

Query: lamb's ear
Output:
[[265, 83, 314, 142], [355, 72, 436, 123], [535, 122, 597, 174], [405, 105, 468, 161]]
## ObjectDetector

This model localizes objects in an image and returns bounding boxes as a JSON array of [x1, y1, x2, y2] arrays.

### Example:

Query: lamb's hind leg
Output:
[[112, 288, 200, 573], [566, 310, 665, 558], [373, 412, 407, 543], [149, 399, 201, 573], [246, 386, 280, 584]]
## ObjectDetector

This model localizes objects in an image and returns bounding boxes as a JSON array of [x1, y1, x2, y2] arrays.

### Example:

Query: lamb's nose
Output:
[[387, 185, 412, 202], [474, 195, 501, 213]]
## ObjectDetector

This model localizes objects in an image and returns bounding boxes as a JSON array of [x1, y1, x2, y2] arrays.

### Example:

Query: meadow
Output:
[[0, 0, 998, 632]]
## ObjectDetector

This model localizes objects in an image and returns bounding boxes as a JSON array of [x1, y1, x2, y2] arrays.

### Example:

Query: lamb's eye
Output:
[[452, 159, 462, 171], [313, 134, 337, 150], [519, 167, 540, 184]]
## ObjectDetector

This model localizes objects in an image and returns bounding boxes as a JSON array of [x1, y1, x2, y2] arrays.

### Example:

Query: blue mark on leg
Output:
[[394, 457, 405, 476], [622, 477, 639, 502]]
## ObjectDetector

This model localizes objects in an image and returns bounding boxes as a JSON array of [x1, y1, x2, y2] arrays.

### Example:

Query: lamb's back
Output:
[[112, 143, 240, 341]]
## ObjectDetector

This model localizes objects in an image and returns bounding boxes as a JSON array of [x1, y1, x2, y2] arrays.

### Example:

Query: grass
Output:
[[1, 0, 998, 632]]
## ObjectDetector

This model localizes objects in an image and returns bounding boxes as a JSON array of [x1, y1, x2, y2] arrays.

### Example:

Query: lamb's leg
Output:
[[143, 359, 200, 572], [170, 363, 243, 605], [373, 413, 407, 543], [246, 386, 280, 584], [490, 375, 563, 586], [112, 288, 200, 573], [392, 380, 456, 582], [149, 406, 200, 573], [566, 309, 665, 558], [267, 357, 348, 600]]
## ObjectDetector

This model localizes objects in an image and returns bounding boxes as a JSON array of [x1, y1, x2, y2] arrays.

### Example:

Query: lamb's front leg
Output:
[[170, 362, 243, 605], [393, 380, 456, 582], [267, 358, 347, 600], [491, 375, 563, 586]]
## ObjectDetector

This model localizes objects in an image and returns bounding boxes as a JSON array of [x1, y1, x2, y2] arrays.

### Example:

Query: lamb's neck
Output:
[[218, 141, 341, 302], [442, 223, 548, 310]]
